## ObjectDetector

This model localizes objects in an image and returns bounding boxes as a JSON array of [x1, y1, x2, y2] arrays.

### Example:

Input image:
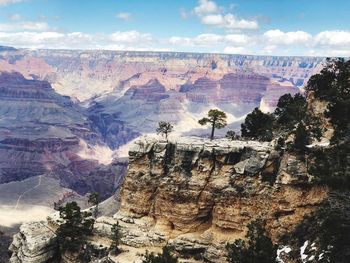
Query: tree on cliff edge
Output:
[[156, 121, 173, 141], [198, 109, 227, 140], [241, 108, 274, 141]]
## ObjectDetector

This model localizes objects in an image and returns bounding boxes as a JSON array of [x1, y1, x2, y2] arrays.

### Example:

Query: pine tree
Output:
[[293, 123, 309, 154], [56, 202, 94, 254], [110, 222, 123, 255], [198, 109, 227, 140], [241, 108, 274, 141], [156, 121, 173, 141], [88, 192, 100, 218]]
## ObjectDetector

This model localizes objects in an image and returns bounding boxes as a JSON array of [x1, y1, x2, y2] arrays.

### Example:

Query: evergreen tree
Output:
[[142, 246, 178, 263], [88, 192, 100, 218], [241, 108, 274, 141], [226, 130, 239, 140], [156, 121, 173, 141], [198, 109, 227, 140], [274, 93, 307, 129], [56, 202, 94, 254], [226, 219, 277, 263], [293, 123, 309, 154], [110, 222, 123, 255]]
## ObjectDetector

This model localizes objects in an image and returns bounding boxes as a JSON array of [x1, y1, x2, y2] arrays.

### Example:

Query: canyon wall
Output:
[[0, 72, 122, 197], [9, 137, 329, 263]]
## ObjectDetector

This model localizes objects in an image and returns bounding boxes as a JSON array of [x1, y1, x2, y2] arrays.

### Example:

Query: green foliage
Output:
[[304, 58, 350, 188], [241, 108, 274, 141], [305, 58, 350, 143], [88, 192, 100, 218], [292, 123, 310, 154], [226, 130, 239, 140], [289, 195, 350, 263], [274, 93, 307, 129], [141, 246, 178, 263], [110, 221, 123, 255], [198, 109, 227, 140], [308, 142, 350, 189], [226, 219, 277, 263], [156, 121, 173, 141], [56, 202, 94, 254]]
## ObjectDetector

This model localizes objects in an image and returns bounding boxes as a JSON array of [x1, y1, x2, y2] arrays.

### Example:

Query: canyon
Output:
[[0, 47, 328, 261]]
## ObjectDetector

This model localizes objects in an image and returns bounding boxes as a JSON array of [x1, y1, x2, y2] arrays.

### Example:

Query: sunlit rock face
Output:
[[8, 137, 329, 263], [114, 137, 328, 262], [0, 72, 120, 197]]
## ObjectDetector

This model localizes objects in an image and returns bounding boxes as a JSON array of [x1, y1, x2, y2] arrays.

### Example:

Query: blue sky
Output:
[[0, 0, 349, 56]]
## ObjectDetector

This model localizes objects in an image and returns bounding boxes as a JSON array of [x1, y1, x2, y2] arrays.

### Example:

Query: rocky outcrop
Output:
[[9, 222, 58, 263], [112, 137, 328, 262], [8, 137, 329, 262]]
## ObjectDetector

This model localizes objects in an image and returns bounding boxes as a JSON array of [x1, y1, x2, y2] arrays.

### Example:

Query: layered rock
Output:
[[0, 49, 324, 102], [112, 137, 328, 262], [0, 72, 120, 197], [8, 136, 329, 262], [9, 222, 58, 263]]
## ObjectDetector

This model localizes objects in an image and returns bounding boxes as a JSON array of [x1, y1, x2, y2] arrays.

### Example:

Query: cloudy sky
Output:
[[0, 0, 349, 56]]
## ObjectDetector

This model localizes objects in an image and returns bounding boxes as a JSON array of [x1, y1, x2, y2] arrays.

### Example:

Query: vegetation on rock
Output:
[[88, 192, 100, 218], [56, 202, 94, 254], [198, 109, 227, 140], [226, 219, 277, 263], [156, 121, 173, 141], [109, 221, 123, 255], [226, 130, 239, 140], [241, 108, 274, 141], [141, 246, 178, 263]]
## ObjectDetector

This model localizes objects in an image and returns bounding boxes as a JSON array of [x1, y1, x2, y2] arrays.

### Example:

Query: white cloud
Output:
[[192, 0, 258, 30], [314, 30, 350, 47], [0, 21, 50, 32], [193, 0, 220, 15], [0, 30, 156, 50], [263, 29, 312, 45], [0, 0, 23, 6], [109, 30, 153, 44], [115, 12, 131, 21], [201, 13, 258, 29], [168, 33, 249, 47]]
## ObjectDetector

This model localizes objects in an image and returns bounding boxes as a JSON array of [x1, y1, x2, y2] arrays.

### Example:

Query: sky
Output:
[[0, 0, 349, 56]]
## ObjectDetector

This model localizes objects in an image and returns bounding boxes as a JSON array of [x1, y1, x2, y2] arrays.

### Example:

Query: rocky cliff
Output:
[[0, 72, 122, 197], [9, 136, 329, 262]]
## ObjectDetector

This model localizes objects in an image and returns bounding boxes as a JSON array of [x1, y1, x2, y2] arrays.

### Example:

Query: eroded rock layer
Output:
[[9, 137, 329, 262]]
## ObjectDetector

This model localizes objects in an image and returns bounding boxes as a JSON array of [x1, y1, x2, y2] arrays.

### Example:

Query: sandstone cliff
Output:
[[9, 136, 328, 263]]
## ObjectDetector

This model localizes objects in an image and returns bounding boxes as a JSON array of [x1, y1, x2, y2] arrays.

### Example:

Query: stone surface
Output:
[[9, 221, 58, 263], [114, 137, 328, 262]]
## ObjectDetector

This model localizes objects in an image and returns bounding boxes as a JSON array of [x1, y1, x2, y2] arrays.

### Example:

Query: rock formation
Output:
[[9, 136, 329, 262], [0, 72, 123, 197]]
